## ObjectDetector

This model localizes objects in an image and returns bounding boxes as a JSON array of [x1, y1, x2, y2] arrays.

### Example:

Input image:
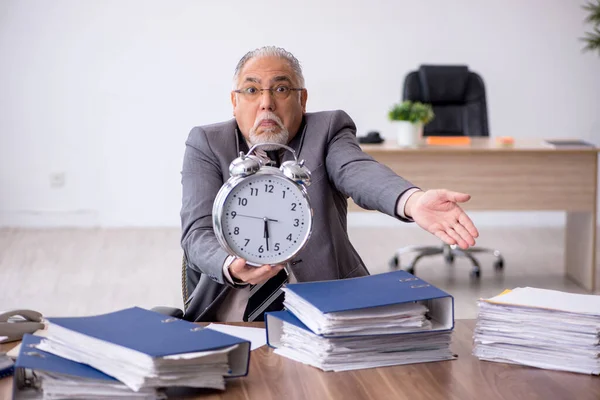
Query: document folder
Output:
[[281, 270, 454, 336], [35, 307, 251, 391], [0, 353, 14, 379], [40, 307, 251, 377], [265, 310, 455, 371], [13, 334, 164, 399]]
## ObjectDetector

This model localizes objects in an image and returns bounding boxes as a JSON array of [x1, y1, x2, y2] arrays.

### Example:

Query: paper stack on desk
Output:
[[14, 334, 165, 399], [266, 270, 456, 371], [473, 287, 600, 375], [28, 307, 250, 393]]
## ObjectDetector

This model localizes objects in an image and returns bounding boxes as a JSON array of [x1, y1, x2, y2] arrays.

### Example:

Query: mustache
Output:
[[253, 112, 284, 129]]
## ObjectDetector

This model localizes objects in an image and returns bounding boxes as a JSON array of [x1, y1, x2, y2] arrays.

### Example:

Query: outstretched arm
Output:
[[404, 189, 479, 249]]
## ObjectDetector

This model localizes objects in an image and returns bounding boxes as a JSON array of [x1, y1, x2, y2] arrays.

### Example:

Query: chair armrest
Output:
[[150, 306, 184, 319]]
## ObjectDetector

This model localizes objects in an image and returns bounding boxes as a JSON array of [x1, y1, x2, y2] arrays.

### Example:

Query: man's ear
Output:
[[231, 91, 237, 116], [301, 89, 308, 113]]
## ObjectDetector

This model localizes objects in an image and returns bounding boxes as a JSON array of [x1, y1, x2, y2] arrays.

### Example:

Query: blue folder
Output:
[[280, 270, 454, 336], [13, 334, 166, 399], [16, 334, 119, 381], [0, 354, 14, 379], [265, 309, 453, 348], [45, 307, 251, 377]]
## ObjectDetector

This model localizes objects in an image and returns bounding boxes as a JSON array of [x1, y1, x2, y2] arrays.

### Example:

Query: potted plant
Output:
[[581, 1, 600, 56], [388, 100, 435, 146]]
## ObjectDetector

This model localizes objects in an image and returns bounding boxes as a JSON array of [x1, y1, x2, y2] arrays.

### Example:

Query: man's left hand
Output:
[[405, 189, 479, 249]]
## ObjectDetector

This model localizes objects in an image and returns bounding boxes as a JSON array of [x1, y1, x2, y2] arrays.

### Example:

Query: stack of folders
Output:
[[14, 334, 165, 399], [473, 287, 600, 375], [265, 270, 456, 372], [14, 307, 251, 398]]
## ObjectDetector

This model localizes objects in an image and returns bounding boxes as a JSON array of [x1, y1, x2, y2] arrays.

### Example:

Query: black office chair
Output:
[[389, 65, 504, 278]]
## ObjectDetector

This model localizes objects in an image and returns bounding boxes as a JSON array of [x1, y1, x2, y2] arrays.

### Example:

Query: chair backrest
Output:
[[403, 65, 489, 137]]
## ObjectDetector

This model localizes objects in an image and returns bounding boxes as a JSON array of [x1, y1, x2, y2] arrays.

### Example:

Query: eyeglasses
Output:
[[233, 85, 303, 100]]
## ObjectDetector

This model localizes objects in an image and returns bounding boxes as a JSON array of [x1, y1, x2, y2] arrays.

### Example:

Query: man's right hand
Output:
[[229, 258, 285, 285]]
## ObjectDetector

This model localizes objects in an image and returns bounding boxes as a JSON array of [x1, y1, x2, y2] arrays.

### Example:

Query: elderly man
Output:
[[180, 46, 478, 322]]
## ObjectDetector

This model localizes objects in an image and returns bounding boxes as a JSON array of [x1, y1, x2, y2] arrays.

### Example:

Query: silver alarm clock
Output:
[[212, 143, 313, 266]]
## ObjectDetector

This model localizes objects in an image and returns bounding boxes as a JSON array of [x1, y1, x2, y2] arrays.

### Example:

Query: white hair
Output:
[[233, 46, 305, 89]]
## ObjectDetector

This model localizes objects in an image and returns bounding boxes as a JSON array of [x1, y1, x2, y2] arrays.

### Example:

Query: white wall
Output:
[[1, 0, 599, 227]]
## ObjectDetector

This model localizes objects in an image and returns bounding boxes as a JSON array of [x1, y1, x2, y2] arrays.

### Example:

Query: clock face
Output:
[[218, 171, 312, 266]]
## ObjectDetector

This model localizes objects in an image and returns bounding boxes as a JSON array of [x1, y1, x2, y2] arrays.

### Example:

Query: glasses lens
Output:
[[273, 86, 290, 99], [242, 86, 259, 98]]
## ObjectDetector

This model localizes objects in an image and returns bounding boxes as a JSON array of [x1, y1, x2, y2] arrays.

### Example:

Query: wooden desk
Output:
[[358, 138, 599, 292], [2, 320, 599, 400]]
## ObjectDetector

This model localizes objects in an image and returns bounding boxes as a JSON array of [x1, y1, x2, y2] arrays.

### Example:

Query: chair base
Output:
[[388, 244, 504, 279]]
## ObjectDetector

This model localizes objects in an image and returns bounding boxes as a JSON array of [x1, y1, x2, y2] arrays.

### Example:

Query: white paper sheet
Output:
[[485, 287, 600, 315], [205, 324, 266, 351]]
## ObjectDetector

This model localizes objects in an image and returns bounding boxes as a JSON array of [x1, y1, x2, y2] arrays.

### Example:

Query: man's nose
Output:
[[259, 89, 276, 111]]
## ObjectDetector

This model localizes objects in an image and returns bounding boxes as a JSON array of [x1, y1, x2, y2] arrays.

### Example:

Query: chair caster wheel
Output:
[[494, 259, 504, 271], [470, 269, 481, 279]]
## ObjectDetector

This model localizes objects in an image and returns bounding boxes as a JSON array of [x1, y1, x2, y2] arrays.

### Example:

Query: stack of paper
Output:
[[473, 287, 600, 375], [30, 307, 250, 393], [283, 293, 433, 336], [266, 270, 456, 371], [267, 310, 453, 372], [14, 335, 165, 399]]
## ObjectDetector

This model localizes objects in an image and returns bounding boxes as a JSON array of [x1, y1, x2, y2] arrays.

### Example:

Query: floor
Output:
[[0, 226, 595, 320]]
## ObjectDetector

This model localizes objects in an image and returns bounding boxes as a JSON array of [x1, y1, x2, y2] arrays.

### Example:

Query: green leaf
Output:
[[388, 101, 434, 124], [581, 1, 600, 55], [583, 1, 600, 24]]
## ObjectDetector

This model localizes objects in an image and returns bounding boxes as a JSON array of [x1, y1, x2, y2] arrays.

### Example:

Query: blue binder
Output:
[[45, 307, 251, 377], [13, 334, 163, 398], [15, 334, 120, 381], [280, 270, 454, 336], [0, 354, 14, 379], [265, 309, 454, 348]]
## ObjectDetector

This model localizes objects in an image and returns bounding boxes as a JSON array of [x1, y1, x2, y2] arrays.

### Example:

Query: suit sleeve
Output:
[[325, 110, 418, 218], [180, 127, 231, 285]]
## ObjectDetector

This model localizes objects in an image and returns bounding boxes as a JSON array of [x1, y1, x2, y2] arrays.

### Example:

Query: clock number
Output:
[[244, 238, 250, 246], [258, 245, 264, 253], [264, 184, 274, 193], [238, 198, 248, 206], [250, 188, 258, 196], [231, 211, 237, 219], [274, 243, 280, 251], [282, 190, 286, 199], [234, 227, 239, 235], [294, 219, 299, 227], [286, 234, 292, 241], [291, 203, 297, 211]]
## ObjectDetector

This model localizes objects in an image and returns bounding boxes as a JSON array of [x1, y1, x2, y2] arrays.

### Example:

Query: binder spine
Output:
[[0, 365, 14, 379]]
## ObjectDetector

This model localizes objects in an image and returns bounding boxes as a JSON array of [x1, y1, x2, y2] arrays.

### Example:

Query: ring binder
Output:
[[280, 270, 454, 337], [13, 334, 166, 399], [34, 307, 252, 391]]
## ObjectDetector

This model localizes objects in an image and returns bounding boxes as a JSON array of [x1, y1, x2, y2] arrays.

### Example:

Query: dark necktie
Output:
[[243, 268, 288, 322], [243, 149, 287, 322], [265, 150, 281, 167]]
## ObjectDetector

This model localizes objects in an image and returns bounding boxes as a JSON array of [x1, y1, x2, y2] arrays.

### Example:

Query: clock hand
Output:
[[237, 213, 278, 222], [263, 217, 269, 251]]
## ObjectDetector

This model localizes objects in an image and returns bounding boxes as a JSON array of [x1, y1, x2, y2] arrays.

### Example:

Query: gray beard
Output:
[[248, 127, 289, 151]]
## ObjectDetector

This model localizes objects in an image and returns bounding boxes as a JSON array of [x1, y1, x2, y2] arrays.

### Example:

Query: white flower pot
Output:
[[394, 121, 423, 147]]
